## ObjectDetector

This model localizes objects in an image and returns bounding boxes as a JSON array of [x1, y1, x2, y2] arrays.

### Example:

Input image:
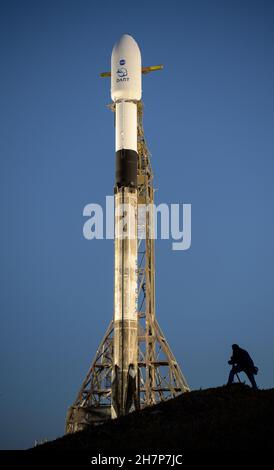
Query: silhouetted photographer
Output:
[[227, 344, 259, 390]]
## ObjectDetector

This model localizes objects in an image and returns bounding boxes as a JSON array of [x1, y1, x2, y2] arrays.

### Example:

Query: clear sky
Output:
[[0, 0, 274, 449]]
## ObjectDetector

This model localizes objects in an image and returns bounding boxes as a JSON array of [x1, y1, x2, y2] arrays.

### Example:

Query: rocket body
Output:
[[111, 35, 141, 418]]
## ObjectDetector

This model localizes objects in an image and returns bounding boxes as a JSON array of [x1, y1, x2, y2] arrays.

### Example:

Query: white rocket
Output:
[[111, 34, 141, 418]]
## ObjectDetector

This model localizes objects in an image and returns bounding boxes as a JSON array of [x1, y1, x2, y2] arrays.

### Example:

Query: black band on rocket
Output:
[[115, 149, 138, 188]]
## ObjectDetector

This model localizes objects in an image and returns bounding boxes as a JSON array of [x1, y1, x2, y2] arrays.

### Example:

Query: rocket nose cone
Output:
[[117, 33, 134, 43], [117, 33, 137, 43], [112, 34, 141, 57]]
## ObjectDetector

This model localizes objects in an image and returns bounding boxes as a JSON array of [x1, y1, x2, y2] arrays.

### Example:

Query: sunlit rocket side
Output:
[[111, 34, 141, 418]]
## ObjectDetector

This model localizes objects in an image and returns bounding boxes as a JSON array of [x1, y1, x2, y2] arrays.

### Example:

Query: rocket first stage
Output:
[[111, 34, 141, 418]]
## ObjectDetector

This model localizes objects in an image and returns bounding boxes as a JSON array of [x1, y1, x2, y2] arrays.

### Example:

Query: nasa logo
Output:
[[119, 59, 126, 66], [117, 67, 128, 78]]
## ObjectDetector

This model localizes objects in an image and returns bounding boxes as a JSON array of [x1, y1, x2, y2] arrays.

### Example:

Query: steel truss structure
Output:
[[66, 102, 189, 433]]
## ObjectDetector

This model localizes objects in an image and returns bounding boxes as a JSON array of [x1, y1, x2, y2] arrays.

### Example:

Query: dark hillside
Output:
[[33, 385, 274, 452]]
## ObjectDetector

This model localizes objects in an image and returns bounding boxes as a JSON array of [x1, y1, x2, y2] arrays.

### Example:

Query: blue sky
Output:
[[0, 0, 274, 449]]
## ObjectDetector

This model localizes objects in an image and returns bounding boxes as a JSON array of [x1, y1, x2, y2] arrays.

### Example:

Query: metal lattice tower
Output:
[[65, 102, 189, 433]]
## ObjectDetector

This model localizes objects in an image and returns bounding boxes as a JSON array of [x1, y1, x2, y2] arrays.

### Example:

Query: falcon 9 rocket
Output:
[[111, 34, 141, 418]]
